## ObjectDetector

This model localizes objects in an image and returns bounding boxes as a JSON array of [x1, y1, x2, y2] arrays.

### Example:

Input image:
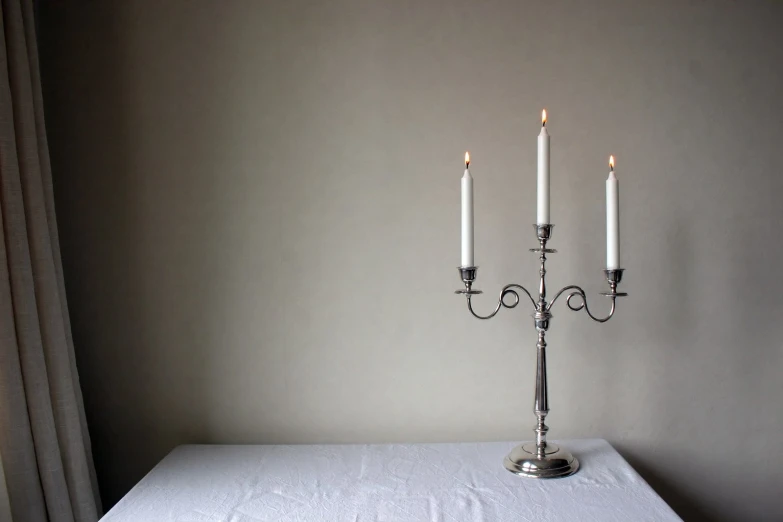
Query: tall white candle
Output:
[[537, 110, 550, 224], [461, 152, 474, 267], [606, 155, 620, 269]]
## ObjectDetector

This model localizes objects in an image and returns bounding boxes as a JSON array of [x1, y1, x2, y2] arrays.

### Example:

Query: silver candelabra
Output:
[[456, 224, 626, 478]]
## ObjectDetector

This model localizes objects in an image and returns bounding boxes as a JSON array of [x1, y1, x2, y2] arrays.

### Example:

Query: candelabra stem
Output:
[[538, 252, 546, 307], [534, 330, 549, 456], [505, 307, 578, 477], [502, 224, 579, 478], [534, 227, 550, 455]]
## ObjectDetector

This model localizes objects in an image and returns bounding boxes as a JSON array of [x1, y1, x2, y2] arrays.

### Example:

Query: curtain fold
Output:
[[0, 0, 101, 520], [0, 450, 13, 520]]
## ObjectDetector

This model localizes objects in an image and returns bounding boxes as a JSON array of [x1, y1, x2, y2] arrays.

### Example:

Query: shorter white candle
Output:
[[606, 155, 620, 269], [537, 110, 550, 224], [461, 152, 474, 267]]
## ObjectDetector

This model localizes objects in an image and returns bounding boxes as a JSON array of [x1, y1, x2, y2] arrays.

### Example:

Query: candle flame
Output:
[[609, 155, 615, 170], [542, 109, 547, 126], [465, 151, 470, 167]]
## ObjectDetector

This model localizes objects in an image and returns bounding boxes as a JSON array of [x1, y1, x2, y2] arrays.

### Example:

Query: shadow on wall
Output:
[[585, 215, 715, 521], [612, 206, 783, 522], [39, 5, 218, 507], [620, 451, 715, 522]]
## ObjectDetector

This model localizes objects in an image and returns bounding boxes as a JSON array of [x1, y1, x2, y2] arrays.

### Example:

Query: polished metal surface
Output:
[[455, 224, 626, 478], [459, 266, 478, 283], [601, 268, 628, 297], [530, 224, 557, 253], [534, 223, 554, 241], [504, 442, 579, 478], [466, 283, 535, 320], [455, 266, 483, 295]]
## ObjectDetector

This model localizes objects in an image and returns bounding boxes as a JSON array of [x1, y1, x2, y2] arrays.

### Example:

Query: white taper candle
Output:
[[461, 152, 474, 267], [537, 110, 550, 224], [606, 155, 620, 269]]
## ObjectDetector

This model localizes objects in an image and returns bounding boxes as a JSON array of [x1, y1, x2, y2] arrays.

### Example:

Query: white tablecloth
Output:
[[101, 439, 680, 521]]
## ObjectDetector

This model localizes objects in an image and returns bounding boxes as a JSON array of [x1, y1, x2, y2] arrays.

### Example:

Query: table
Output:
[[101, 439, 680, 521]]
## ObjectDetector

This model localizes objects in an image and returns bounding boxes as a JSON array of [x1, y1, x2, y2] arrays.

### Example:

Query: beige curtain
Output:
[[0, 0, 101, 521]]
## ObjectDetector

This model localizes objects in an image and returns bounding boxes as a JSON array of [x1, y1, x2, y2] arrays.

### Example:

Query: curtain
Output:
[[0, 452, 12, 520], [0, 0, 101, 520]]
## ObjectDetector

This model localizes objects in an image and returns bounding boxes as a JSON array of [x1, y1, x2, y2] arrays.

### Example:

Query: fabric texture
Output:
[[0, 452, 13, 520], [102, 440, 680, 522], [0, 0, 101, 520]]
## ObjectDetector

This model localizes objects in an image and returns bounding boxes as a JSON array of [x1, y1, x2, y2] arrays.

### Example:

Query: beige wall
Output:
[[38, 1, 783, 520]]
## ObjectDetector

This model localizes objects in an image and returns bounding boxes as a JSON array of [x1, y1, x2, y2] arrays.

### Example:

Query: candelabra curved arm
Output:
[[467, 283, 536, 320], [546, 285, 617, 323]]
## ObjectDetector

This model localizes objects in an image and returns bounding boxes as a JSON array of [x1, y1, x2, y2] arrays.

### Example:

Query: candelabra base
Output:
[[503, 442, 579, 479]]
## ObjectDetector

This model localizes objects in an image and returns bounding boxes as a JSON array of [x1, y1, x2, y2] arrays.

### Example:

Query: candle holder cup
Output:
[[455, 224, 626, 478]]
